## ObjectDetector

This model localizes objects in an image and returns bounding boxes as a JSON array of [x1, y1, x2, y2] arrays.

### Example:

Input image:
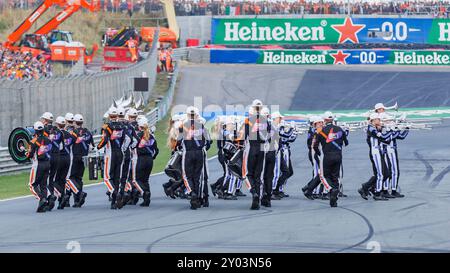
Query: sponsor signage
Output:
[[210, 49, 450, 66], [211, 17, 450, 45]]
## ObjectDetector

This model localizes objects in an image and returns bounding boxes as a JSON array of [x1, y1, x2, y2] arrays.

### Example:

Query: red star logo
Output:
[[332, 17, 365, 44], [331, 50, 350, 65]]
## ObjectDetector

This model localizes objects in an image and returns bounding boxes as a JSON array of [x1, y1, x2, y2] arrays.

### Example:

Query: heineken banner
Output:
[[211, 17, 450, 45], [210, 49, 450, 65]]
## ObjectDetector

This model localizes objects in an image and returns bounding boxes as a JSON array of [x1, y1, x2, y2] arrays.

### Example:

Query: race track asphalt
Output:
[[0, 64, 449, 253]]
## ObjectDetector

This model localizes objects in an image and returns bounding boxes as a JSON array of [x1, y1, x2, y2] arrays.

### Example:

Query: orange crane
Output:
[[4, 0, 99, 63]]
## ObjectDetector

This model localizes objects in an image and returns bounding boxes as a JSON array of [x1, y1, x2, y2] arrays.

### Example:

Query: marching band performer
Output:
[[220, 115, 246, 200], [40, 112, 62, 210], [116, 107, 138, 208], [380, 113, 409, 198], [61, 112, 77, 208], [273, 120, 297, 199], [270, 112, 283, 199], [242, 99, 269, 210], [68, 114, 93, 208], [131, 118, 159, 207], [312, 113, 348, 207], [27, 121, 52, 213], [358, 113, 394, 201], [302, 116, 331, 200], [54, 116, 75, 210], [261, 107, 278, 207], [178, 106, 211, 210], [125, 108, 141, 205], [97, 108, 127, 209], [163, 113, 186, 199]]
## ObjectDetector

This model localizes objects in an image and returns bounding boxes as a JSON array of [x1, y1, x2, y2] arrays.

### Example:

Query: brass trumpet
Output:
[[382, 116, 441, 131]]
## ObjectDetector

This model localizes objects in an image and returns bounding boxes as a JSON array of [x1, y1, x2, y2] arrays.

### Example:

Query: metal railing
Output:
[[156, 62, 180, 120], [172, 47, 190, 61]]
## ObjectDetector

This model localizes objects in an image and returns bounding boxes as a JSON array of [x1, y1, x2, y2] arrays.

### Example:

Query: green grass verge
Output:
[[0, 172, 100, 200]]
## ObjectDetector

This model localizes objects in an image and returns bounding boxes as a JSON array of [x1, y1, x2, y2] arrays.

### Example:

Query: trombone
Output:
[[382, 115, 441, 131]]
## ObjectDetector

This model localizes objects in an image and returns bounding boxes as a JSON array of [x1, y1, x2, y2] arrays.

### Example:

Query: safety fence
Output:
[[156, 62, 180, 120]]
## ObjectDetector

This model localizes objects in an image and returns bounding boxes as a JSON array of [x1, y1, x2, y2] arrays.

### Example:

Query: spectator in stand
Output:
[[3, 0, 450, 18], [0, 45, 52, 80]]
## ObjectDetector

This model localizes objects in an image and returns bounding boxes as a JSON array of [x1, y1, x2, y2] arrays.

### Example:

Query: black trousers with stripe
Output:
[[30, 160, 50, 200], [134, 154, 153, 194], [183, 149, 204, 197], [105, 150, 124, 201], [54, 154, 70, 197], [263, 150, 276, 198], [48, 153, 60, 195], [68, 155, 85, 195], [246, 144, 265, 197]]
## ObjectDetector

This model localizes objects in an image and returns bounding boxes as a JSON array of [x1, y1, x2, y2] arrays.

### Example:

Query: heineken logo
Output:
[[394, 51, 450, 65], [260, 51, 327, 64], [217, 17, 366, 44], [223, 22, 326, 42], [214, 17, 450, 45]]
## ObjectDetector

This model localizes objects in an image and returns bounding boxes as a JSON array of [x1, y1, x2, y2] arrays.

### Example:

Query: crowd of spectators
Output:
[[2, 1, 450, 17], [0, 45, 52, 80]]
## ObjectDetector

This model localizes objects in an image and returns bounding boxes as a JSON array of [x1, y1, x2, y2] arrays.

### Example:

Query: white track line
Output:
[[0, 155, 218, 203]]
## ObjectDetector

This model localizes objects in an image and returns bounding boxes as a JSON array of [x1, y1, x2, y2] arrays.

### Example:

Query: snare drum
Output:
[[227, 149, 244, 179], [222, 142, 238, 160], [165, 151, 183, 180]]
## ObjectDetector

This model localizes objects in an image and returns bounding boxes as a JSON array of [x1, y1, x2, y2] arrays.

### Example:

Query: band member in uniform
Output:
[[54, 117, 76, 210], [273, 120, 297, 199], [358, 113, 394, 201], [126, 108, 140, 205], [302, 116, 328, 199], [27, 121, 52, 213], [306, 116, 324, 199], [219, 115, 244, 200], [380, 113, 409, 198], [261, 108, 278, 207], [67, 114, 93, 208], [97, 108, 127, 209], [242, 100, 269, 210], [163, 113, 186, 199], [199, 117, 212, 207], [131, 118, 159, 207], [40, 112, 62, 210], [312, 113, 348, 207], [116, 107, 137, 207], [178, 106, 211, 210]]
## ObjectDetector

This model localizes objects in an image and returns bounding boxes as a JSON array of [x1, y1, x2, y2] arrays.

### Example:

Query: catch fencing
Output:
[[156, 62, 180, 120]]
